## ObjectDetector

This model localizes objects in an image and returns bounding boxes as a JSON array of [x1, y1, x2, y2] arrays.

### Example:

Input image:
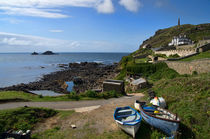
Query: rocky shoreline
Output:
[[0, 62, 119, 94]]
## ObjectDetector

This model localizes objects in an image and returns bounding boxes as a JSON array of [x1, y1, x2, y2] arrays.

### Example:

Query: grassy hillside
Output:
[[139, 23, 210, 48], [152, 73, 210, 138]]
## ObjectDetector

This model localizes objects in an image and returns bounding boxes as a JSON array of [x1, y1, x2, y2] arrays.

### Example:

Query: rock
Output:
[[71, 124, 76, 129], [0, 62, 118, 94], [73, 77, 84, 85], [42, 51, 56, 55], [31, 52, 39, 55]]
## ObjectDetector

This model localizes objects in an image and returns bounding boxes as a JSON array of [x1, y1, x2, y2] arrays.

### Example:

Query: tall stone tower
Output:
[[178, 18, 180, 26]]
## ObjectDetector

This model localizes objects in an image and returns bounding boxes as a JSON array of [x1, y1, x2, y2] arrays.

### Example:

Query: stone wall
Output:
[[165, 59, 210, 74], [103, 80, 125, 94], [198, 43, 210, 52], [154, 49, 196, 57]]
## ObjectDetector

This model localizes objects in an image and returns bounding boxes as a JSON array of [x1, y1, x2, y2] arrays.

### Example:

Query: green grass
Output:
[[0, 91, 94, 102], [57, 110, 75, 119], [135, 58, 149, 63], [180, 50, 210, 61], [0, 107, 57, 134], [0, 90, 123, 103], [152, 73, 210, 138]]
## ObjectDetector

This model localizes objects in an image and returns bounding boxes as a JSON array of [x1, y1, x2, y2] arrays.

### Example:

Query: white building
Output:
[[168, 35, 192, 46]]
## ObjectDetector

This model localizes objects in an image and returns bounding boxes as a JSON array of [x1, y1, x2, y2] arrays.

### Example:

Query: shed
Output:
[[130, 78, 147, 91], [103, 80, 125, 94]]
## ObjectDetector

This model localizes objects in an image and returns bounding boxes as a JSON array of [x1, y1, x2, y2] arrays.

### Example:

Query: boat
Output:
[[135, 100, 180, 137], [114, 106, 142, 138]]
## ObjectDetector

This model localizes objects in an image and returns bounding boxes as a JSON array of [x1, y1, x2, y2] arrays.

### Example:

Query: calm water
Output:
[[0, 53, 128, 87]]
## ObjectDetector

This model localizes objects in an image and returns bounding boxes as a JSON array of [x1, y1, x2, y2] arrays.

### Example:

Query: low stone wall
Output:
[[103, 80, 125, 94], [198, 43, 210, 52], [165, 59, 210, 74], [155, 49, 196, 57]]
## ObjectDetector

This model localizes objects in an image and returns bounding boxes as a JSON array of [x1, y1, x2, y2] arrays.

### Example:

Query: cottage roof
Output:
[[131, 78, 146, 85]]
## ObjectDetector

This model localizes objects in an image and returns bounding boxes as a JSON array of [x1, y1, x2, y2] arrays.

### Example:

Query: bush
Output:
[[67, 92, 80, 100], [0, 107, 57, 133], [85, 90, 98, 98], [126, 62, 168, 77], [149, 68, 179, 80], [38, 94, 43, 98], [168, 54, 180, 58], [99, 90, 121, 99], [192, 71, 198, 75]]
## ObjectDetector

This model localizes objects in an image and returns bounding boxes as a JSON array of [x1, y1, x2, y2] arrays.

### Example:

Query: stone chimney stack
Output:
[[178, 18, 180, 26]]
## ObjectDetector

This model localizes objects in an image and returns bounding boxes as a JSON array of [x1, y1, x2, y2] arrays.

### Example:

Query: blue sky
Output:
[[0, 0, 209, 52]]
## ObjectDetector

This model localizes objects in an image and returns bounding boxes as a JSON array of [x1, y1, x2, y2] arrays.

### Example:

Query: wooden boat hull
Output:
[[135, 101, 180, 137], [114, 106, 142, 138], [115, 121, 141, 138], [141, 110, 179, 136]]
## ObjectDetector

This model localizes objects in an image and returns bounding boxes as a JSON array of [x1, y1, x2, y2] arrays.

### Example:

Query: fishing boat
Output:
[[135, 100, 180, 137], [114, 106, 142, 138]]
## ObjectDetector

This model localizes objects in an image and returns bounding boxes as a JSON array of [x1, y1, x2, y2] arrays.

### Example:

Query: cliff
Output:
[[139, 23, 210, 49]]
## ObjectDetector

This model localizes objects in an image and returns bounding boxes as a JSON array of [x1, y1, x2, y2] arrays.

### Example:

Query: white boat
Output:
[[114, 106, 142, 138]]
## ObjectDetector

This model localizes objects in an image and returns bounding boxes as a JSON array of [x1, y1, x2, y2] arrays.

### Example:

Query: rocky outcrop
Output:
[[31, 52, 39, 55], [0, 62, 118, 94], [42, 51, 56, 55]]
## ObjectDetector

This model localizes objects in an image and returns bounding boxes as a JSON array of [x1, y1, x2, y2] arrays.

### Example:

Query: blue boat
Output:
[[114, 106, 142, 138], [135, 101, 180, 137]]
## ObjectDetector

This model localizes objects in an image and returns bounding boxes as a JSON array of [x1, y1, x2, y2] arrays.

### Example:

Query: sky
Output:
[[0, 0, 209, 52]]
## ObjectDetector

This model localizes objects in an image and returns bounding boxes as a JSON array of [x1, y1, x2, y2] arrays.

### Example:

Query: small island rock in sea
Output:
[[42, 51, 56, 55], [31, 52, 39, 55]]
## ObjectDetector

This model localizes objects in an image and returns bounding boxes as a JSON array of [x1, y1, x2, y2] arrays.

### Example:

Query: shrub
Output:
[[168, 54, 180, 58], [38, 94, 43, 98], [0, 107, 57, 133], [85, 90, 98, 98], [192, 71, 198, 75], [67, 92, 80, 100]]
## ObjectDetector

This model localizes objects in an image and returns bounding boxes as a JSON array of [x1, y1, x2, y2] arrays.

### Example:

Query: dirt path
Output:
[[0, 94, 144, 111], [32, 93, 145, 138]]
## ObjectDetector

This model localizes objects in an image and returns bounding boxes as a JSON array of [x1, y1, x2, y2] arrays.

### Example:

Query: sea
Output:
[[0, 53, 129, 88]]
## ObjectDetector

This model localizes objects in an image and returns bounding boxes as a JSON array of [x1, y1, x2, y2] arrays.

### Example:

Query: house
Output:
[[168, 35, 192, 46]]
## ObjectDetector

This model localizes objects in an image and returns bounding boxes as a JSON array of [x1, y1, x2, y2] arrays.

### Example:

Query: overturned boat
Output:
[[135, 101, 180, 137], [114, 106, 142, 138]]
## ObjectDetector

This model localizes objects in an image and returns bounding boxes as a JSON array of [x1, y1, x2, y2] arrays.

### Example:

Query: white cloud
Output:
[[0, 0, 103, 18], [119, 0, 142, 12], [49, 30, 64, 33], [0, 32, 132, 52], [0, 0, 142, 18], [0, 6, 69, 18], [96, 0, 114, 14]]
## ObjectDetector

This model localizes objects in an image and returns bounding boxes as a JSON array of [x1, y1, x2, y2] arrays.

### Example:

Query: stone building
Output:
[[103, 80, 125, 94]]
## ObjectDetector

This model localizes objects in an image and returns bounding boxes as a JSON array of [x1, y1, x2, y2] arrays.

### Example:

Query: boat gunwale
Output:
[[114, 106, 142, 126], [138, 101, 181, 123]]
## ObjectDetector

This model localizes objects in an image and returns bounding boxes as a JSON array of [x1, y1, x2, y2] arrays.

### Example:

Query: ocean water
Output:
[[0, 53, 129, 87]]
